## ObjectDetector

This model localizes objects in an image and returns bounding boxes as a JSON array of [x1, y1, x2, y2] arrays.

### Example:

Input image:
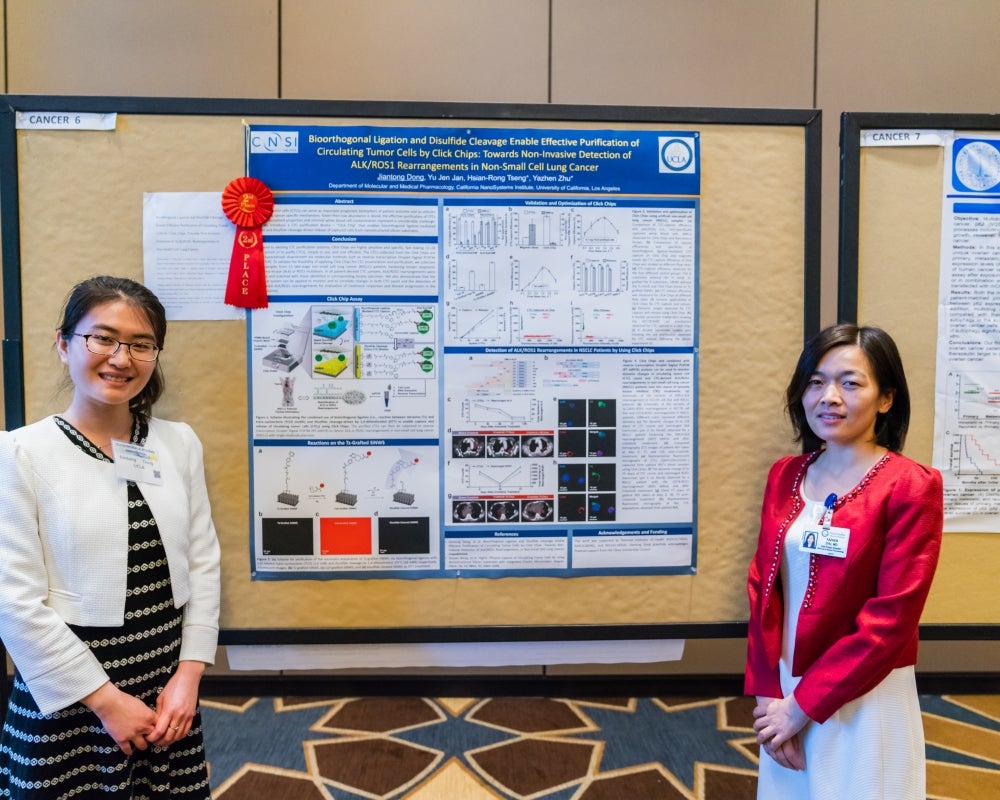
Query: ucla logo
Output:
[[250, 131, 299, 154], [658, 136, 696, 173]]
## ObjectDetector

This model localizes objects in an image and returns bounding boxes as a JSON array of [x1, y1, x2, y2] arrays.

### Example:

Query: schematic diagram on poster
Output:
[[253, 300, 438, 441]]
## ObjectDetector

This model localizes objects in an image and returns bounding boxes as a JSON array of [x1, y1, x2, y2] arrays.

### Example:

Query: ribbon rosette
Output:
[[222, 177, 274, 308]]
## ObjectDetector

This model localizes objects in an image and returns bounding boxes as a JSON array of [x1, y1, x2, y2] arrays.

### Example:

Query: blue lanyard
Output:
[[821, 493, 837, 531]]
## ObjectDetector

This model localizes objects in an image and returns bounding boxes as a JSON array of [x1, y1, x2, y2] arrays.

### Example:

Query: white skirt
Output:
[[756, 664, 925, 800]]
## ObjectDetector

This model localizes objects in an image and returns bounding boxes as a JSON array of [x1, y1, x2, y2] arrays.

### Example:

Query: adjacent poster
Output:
[[933, 135, 1000, 532], [245, 125, 701, 578]]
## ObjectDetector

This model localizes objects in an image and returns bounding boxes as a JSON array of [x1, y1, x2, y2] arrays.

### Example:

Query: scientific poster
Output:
[[245, 125, 701, 577], [933, 135, 1000, 532]]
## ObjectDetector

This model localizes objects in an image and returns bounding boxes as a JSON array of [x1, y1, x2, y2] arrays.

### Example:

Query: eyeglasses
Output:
[[70, 332, 161, 362]]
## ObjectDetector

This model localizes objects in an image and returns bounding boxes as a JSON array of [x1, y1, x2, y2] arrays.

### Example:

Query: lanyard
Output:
[[820, 492, 837, 531]]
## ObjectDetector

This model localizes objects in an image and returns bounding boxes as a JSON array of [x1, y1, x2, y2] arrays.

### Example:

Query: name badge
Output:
[[800, 526, 850, 558], [111, 440, 163, 485]]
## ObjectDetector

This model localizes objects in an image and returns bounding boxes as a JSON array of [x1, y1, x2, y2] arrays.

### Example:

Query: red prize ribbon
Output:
[[221, 177, 274, 308]]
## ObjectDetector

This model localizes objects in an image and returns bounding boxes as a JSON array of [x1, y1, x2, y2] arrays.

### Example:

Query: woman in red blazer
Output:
[[746, 324, 942, 799]]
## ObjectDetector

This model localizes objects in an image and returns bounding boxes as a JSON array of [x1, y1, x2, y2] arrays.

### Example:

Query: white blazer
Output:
[[0, 416, 221, 715]]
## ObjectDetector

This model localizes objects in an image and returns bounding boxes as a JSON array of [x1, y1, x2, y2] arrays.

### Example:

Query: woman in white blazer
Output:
[[0, 276, 220, 799]]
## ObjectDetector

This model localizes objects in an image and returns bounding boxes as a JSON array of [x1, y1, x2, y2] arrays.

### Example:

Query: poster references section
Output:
[[933, 136, 1000, 532], [248, 125, 699, 579]]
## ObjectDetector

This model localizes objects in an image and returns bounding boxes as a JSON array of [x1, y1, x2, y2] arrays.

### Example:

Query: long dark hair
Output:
[[785, 323, 910, 452], [57, 275, 167, 420]]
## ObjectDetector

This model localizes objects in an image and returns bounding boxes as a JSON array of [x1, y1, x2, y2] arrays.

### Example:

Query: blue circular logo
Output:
[[660, 138, 694, 172]]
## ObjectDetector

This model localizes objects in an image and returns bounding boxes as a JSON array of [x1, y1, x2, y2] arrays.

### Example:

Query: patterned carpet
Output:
[[200, 693, 1000, 799]]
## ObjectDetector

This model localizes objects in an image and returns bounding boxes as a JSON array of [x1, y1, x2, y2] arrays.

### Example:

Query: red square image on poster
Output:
[[319, 517, 372, 555]]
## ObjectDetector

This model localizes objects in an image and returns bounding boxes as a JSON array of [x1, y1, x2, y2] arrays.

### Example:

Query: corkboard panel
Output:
[[1, 98, 818, 639], [844, 114, 1000, 626]]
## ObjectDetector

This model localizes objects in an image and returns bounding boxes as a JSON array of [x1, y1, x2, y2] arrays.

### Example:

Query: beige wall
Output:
[[5, 0, 1000, 366], [4, 0, 999, 678]]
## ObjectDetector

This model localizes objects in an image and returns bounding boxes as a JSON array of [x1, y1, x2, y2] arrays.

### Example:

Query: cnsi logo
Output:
[[658, 135, 696, 173], [250, 131, 299, 154]]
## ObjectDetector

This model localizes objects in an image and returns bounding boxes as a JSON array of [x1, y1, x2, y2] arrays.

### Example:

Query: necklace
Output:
[[63, 415, 134, 455], [98, 424, 133, 453]]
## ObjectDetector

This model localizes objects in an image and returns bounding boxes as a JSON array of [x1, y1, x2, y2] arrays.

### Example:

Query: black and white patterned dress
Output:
[[0, 416, 210, 799]]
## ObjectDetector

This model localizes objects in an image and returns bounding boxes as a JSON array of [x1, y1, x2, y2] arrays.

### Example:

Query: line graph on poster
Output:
[[944, 433, 1000, 476], [941, 371, 1000, 476]]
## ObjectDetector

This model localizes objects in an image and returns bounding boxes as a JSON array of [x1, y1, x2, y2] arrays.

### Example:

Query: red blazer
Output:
[[744, 450, 942, 723]]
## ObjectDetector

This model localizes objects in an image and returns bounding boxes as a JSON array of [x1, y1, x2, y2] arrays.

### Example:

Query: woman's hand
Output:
[[83, 682, 157, 755], [753, 695, 810, 771], [145, 660, 206, 747], [763, 734, 806, 770]]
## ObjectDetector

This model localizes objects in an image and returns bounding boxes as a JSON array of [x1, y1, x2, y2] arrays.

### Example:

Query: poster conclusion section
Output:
[[247, 125, 700, 579]]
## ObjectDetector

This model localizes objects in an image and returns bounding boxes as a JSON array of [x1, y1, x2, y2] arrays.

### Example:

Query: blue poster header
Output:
[[248, 125, 700, 196]]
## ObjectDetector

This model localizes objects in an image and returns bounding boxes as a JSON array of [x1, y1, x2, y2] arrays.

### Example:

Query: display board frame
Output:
[[839, 111, 1000, 637], [1, 96, 822, 649]]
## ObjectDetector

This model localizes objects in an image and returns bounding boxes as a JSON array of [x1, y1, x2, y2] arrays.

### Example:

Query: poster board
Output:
[[839, 111, 1000, 633], [1, 96, 821, 644]]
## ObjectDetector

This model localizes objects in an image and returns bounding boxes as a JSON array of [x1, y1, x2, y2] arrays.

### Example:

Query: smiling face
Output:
[[56, 299, 159, 416], [802, 344, 894, 450]]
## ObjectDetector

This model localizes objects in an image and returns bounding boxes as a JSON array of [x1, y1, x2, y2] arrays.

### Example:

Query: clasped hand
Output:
[[85, 666, 201, 755], [753, 694, 810, 771]]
